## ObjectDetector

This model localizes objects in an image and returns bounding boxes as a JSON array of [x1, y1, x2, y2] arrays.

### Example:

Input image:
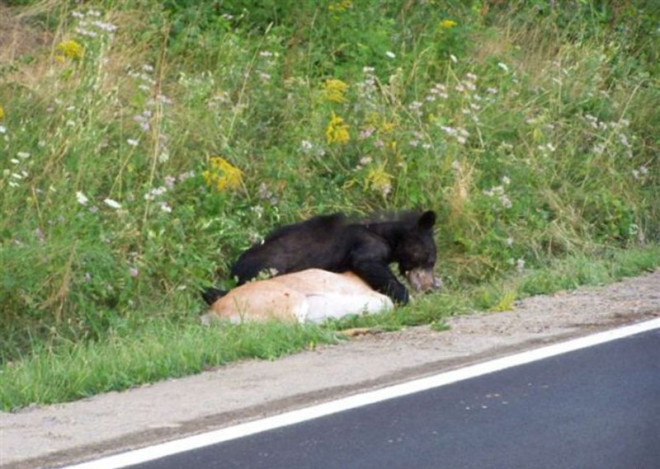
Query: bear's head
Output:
[[394, 210, 440, 293]]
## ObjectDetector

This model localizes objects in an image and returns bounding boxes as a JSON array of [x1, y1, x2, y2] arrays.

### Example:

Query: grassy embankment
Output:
[[1, 1, 658, 410]]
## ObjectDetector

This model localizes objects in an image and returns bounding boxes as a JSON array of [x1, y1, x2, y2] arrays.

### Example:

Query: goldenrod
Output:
[[365, 163, 393, 197], [204, 157, 243, 191], [325, 113, 350, 145], [56, 40, 84, 60], [329, 0, 352, 12], [322, 78, 349, 103]]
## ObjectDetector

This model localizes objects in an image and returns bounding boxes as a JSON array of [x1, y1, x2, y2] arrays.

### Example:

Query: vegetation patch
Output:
[[1, 1, 658, 409]]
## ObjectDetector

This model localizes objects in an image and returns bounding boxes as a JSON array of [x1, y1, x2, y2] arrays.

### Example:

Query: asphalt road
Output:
[[126, 327, 660, 469]]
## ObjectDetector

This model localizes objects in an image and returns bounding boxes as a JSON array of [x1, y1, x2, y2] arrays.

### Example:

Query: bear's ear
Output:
[[417, 210, 436, 231]]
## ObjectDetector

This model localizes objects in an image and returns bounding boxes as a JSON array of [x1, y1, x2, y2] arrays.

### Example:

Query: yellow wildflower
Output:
[[0, 106, 4, 120], [203, 157, 243, 191], [325, 113, 350, 145], [322, 78, 349, 103], [365, 163, 393, 198], [386, 140, 397, 153], [439, 19, 457, 29], [329, 0, 352, 12], [379, 121, 396, 133], [56, 40, 84, 60]]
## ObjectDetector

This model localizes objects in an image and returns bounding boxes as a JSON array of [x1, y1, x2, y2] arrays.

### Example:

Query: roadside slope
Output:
[[2, 270, 659, 469]]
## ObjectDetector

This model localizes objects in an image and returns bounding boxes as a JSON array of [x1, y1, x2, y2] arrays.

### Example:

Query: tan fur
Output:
[[208, 269, 393, 324]]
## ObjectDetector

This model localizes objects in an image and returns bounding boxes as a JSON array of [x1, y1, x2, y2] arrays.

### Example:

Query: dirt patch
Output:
[[1, 270, 659, 469], [0, 4, 52, 65]]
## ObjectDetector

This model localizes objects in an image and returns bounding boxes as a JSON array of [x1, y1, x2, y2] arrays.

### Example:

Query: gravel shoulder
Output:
[[2, 270, 659, 469]]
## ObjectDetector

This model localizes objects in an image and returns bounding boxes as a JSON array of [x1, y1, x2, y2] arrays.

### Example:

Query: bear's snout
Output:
[[406, 268, 441, 293]]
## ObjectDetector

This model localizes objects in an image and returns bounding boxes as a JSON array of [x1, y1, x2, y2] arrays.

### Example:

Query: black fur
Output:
[[229, 210, 437, 305], [201, 287, 227, 305]]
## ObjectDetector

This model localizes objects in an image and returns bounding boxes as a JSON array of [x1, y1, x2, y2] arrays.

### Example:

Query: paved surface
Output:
[[1, 270, 659, 469], [131, 328, 660, 469]]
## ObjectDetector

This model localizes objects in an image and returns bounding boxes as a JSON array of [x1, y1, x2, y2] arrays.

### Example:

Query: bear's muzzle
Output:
[[406, 268, 442, 293]]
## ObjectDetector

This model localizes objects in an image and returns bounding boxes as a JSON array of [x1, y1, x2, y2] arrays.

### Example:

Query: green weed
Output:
[[0, 1, 659, 407]]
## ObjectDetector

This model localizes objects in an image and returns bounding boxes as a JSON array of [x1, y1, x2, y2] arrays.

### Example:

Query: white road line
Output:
[[63, 318, 660, 469]]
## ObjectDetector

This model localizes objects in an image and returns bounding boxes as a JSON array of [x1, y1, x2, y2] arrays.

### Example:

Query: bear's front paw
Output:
[[391, 285, 409, 305]]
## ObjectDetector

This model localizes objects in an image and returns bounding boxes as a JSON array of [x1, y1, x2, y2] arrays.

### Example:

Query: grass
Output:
[[1, 319, 337, 410], [1, 1, 659, 409], [2, 245, 657, 411]]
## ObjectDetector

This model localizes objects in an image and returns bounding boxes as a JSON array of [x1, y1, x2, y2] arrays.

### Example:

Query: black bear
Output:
[[229, 210, 438, 304]]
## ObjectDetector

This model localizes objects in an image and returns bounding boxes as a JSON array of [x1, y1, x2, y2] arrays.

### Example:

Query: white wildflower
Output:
[[92, 21, 117, 33], [356, 156, 373, 169], [165, 175, 176, 189], [440, 125, 456, 135], [76, 191, 89, 205], [17, 152, 30, 159], [385, 51, 396, 59], [358, 127, 376, 140], [127, 138, 139, 147], [497, 62, 509, 72], [450, 54, 458, 63], [178, 170, 195, 182], [103, 198, 121, 209]]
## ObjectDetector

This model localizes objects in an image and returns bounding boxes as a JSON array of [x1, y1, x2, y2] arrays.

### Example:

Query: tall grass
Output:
[[1, 1, 658, 406]]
